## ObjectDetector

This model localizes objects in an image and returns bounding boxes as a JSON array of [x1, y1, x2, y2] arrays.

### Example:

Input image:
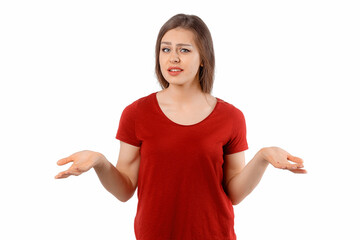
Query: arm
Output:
[[56, 141, 140, 203], [223, 150, 268, 205], [94, 141, 141, 202], [223, 147, 306, 205]]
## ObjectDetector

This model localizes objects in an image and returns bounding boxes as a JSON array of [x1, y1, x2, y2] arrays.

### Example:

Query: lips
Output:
[[167, 66, 183, 76], [168, 67, 183, 72]]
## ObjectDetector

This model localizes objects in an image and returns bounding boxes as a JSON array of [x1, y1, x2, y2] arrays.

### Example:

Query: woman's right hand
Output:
[[55, 150, 104, 179]]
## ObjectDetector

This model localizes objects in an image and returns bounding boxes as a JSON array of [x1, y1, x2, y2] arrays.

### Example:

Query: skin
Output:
[[55, 27, 306, 206], [157, 27, 217, 125]]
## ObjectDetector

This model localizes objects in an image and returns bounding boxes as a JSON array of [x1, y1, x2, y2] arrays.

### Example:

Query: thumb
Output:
[[57, 157, 73, 166], [287, 155, 303, 163]]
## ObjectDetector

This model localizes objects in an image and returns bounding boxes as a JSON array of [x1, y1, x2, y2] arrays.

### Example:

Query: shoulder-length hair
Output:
[[155, 14, 215, 94]]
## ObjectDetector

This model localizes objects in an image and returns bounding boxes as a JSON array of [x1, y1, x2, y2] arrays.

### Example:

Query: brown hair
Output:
[[155, 14, 215, 94]]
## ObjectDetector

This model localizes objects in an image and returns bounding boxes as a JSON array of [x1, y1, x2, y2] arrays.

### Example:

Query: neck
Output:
[[163, 80, 206, 104]]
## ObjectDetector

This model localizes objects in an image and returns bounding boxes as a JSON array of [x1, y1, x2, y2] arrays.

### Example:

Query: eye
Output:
[[162, 48, 170, 53], [180, 48, 190, 53]]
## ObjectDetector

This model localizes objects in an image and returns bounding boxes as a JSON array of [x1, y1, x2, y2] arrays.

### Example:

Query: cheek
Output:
[[159, 54, 167, 67], [159, 57, 168, 77], [191, 54, 201, 67], [189, 57, 201, 72]]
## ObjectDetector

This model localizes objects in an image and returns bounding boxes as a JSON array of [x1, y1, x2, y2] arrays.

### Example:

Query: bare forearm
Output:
[[93, 153, 135, 202], [226, 149, 269, 205]]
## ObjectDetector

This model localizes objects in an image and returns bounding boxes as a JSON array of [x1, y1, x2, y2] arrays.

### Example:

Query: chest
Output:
[[160, 105, 214, 126]]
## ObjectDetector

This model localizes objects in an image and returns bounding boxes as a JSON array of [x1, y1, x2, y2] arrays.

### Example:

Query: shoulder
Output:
[[215, 97, 247, 130], [216, 97, 245, 116], [123, 92, 155, 110], [120, 92, 155, 121]]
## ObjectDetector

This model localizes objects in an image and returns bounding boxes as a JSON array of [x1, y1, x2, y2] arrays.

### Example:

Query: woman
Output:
[[55, 14, 306, 240]]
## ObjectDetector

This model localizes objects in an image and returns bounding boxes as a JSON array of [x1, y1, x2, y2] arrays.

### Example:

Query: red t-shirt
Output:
[[116, 92, 248, 240]]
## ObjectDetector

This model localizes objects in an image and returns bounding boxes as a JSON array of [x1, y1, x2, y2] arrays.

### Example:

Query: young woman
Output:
[[55, 14, 306, 240]]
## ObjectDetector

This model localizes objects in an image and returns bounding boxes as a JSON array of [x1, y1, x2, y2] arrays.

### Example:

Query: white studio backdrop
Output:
[[0, 0, 359, 239]]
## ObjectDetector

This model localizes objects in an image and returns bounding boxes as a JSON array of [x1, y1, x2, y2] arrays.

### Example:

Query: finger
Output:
[[288, 162, 304, 168], [55, 172, 70, 179], [272, 161, 299, 170], [283, 161, 304, 169], [55, 169, 75, 179], [57, 157, 74, 166], [287, 155, 303, 163], [289, 168, 307, 174], [285, 164, 299, 170]]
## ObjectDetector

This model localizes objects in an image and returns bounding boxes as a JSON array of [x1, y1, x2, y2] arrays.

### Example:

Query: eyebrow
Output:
[[161, 41, 193, 47]]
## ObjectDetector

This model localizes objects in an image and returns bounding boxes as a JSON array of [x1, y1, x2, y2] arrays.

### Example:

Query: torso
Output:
[[156, 91, 218, 126]]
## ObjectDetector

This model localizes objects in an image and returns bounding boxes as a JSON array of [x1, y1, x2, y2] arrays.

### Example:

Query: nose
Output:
[[170, 51, 180, 63]]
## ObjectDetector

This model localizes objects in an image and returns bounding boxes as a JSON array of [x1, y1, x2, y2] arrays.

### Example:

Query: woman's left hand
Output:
[[259, 147, 307, 174]]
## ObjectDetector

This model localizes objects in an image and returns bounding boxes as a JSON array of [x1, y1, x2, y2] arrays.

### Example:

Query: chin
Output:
[[167, 81, 186, 87]]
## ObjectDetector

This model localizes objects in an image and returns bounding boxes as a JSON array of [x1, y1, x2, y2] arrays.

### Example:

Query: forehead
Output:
[[161, 28, 196, 44]]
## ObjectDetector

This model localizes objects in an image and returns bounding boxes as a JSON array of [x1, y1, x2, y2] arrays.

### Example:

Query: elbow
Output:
[[117, 187, 136, 203], [231, 199, 241, 206], [230, 196, 244, 206], [118, 193, 134, 203], [118, 196, 130, 203], [225, 187, 241, 206], [228, 191, 246, 206]]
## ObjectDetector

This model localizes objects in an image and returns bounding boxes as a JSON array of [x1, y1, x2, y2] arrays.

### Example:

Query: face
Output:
[[159, 27, 202, 87]]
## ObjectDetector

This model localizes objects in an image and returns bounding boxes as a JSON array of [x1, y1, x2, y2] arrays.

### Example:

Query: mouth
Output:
[[167, 67, 183, 76], [168, 67, 184, 72]]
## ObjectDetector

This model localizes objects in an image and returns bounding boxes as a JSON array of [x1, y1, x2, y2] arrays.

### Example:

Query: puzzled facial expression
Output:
[[159, 27, 202, 86]]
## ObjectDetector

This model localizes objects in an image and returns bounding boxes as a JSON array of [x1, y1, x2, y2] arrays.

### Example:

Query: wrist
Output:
[[257, 148, 270, 165], [93, 152, 106, 169]]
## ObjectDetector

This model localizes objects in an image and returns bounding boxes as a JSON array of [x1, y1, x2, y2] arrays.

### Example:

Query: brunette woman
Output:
[[55, 13, 306, 240]]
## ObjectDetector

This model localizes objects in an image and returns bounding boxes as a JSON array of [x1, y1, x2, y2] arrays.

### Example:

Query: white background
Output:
[[1, 0, 359, 239]]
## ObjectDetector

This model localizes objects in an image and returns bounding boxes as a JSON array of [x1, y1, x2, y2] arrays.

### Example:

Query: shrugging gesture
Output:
[[260, 147, 307, 174]]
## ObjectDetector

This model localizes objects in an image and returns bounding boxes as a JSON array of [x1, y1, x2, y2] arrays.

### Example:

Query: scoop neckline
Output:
[[153, 91, 219, 127]]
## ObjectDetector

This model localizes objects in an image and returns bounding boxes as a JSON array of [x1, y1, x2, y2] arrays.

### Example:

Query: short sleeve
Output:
[[223, 106, 248, 155], [115, 101, 141, 147]]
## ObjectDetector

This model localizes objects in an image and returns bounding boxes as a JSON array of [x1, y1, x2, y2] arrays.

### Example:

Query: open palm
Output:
[[260, 147, 307, 174]]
